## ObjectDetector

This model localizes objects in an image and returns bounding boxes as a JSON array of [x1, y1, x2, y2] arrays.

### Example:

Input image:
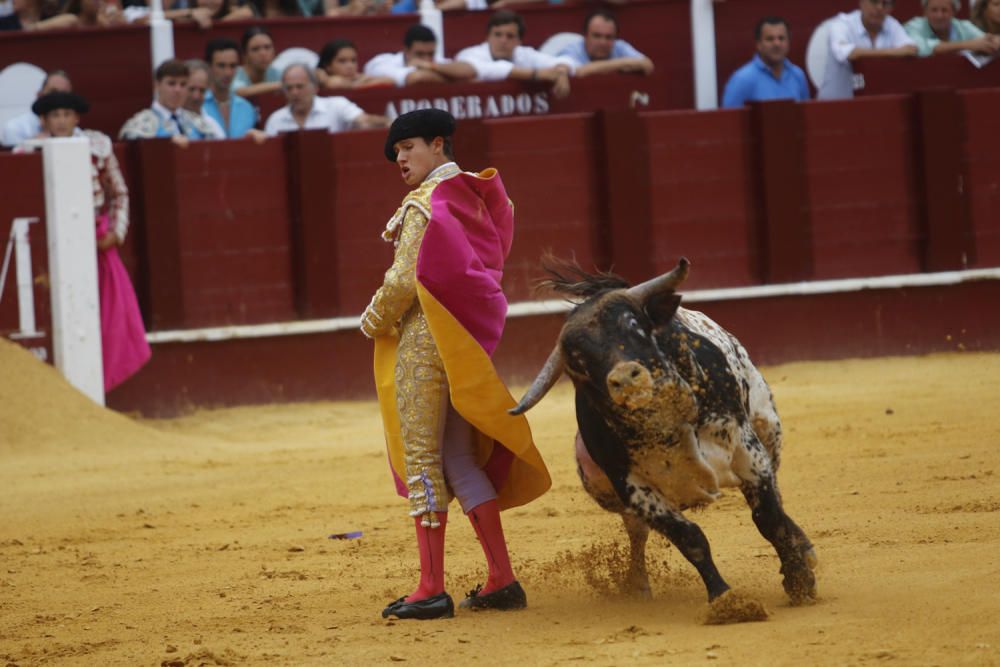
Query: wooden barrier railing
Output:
[[2, 89, 999, 340]]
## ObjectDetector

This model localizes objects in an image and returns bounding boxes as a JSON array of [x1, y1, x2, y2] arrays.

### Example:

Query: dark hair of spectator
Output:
[[404, 24, 437, 47], [246, 0, 301, 17], [583, 9, 618, 35], [487, 10, 525, 38], [155, 59, 190, 81], [317, 39, 356, 69], [42, 69, 71, 91], [754, 16, 789, 40], [205, 38, 241, 64], [241, 25, 275, 53]]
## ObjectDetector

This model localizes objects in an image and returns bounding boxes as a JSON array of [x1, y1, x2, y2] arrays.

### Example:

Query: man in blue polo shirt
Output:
[[203, 38, 261, 140], [722, 16, 810, 108]]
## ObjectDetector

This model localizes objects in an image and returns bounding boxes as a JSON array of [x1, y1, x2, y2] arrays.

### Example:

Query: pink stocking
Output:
[[406, 512, 447, 602], [468, 499, 515, 595]]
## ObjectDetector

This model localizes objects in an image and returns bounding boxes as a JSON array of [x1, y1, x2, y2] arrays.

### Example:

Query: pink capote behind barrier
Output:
[[96, 214, 150, 391]]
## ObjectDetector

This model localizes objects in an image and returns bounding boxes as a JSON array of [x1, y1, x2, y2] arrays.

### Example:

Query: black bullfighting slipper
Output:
[[459, 580, 527, 611], [381, 592, 454, 620], [381, 596, 407, 616]]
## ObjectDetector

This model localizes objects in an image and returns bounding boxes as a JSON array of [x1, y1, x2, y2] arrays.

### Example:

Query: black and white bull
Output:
[[511, 258, 817, 607]]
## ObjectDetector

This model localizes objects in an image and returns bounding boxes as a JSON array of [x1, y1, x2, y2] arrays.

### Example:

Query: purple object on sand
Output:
[[328, 531, 363, 540]]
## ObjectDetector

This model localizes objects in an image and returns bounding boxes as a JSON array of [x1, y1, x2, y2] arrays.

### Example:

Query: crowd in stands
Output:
[[2, 0, 1000, 149], [722, 0, 1000, 106], [2, 6, 654, 147]]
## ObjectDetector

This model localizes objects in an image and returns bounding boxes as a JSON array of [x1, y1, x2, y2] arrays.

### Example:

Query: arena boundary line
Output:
[[145, 267, 1000, 345]]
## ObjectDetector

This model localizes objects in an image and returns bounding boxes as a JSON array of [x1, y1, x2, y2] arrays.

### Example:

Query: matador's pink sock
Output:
[[468, 499, 515, 595], [406, 512, 447, 602]]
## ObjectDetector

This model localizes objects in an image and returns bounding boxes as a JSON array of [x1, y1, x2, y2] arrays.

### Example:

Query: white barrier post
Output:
[[6, 218, 42, 339], [419, 0, 445, 62], [690, 0, 719, 110], [41, 137, 105, 405], [149, 0, 175, 71]]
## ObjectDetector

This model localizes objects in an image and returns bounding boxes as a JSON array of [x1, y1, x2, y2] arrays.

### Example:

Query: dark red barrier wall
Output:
[[802, 96, 922, 279], [0, 152, 52, 359], [643, 108, 762, 289], [135, 138, 296, 328], [3, 91, 999, 341], [963, 89, 1000, 268]]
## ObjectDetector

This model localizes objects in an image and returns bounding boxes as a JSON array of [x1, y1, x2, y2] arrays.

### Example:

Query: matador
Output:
[[361, 109, 550, 620]]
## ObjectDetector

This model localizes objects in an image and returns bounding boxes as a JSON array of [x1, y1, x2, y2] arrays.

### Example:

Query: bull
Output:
[[511, 258, 817, 611]]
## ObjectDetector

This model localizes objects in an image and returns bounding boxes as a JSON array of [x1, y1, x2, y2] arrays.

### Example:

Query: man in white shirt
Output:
[[819, 0, 919, 100], [264, 63, 388, 136], [2, 70, 72, 147], [456, 11, 575, 98], [363, 24, 477, 88]]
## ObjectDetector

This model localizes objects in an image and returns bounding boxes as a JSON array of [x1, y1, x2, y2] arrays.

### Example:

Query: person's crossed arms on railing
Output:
[[904, 0, 1000, 57]]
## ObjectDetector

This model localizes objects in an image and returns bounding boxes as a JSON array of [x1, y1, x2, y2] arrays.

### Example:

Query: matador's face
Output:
[[394, 136, 444, 186]]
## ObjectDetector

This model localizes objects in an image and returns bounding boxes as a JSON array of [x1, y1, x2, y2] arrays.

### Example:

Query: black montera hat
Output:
[[384, 108, 456, 162], [32, 92, 90, 116]]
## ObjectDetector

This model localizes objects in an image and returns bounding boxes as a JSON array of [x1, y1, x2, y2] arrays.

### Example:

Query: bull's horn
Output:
[[626, 257, 690, 302], [509, 344, 565, 415]]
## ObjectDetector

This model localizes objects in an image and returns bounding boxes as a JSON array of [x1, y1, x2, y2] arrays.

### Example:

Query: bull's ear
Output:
[[645, 293, 682, 325]]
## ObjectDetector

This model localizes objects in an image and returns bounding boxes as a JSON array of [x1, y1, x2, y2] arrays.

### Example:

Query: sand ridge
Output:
[[1, 343, 999, 665]]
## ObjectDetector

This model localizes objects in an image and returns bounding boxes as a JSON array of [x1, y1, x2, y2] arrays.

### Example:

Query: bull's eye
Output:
[[625, 315, 646, 339]]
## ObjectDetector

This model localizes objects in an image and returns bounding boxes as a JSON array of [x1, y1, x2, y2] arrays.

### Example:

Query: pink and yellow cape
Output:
[[373, 168, 551, 511]]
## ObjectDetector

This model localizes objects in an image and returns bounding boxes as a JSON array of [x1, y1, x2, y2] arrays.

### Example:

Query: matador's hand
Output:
[[360, 303, 382, 339]]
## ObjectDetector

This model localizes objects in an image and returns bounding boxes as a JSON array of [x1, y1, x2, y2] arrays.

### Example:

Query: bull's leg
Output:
[[622, 475, 730, 602], [575, 433, 651, 597], [740, 476, 817, 605], [621, 512, 651, 598]]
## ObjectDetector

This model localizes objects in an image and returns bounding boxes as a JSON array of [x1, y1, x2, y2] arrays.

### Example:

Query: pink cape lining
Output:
[[388, 170, 516, 500]]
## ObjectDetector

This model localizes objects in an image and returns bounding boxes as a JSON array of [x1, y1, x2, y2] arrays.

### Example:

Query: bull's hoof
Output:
[[803, 546, 819, 571], [780, 560, 817, 606], [702, 590, 769, 625]]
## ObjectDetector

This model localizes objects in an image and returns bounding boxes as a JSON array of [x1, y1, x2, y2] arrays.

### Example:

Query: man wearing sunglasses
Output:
[[818, 0, 918, 99]]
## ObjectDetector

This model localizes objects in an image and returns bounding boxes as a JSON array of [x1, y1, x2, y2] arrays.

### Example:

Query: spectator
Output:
[[722, 16, 810, 108], [972, 0, 1000, 34], [233, 26, 282, 97], [203, 39, 266, 140], [456, 11, 574, 98], [62, 0, 125, 27], [263, 63, 389, 136], [183, 60, 227, 138], [905, 0, 1000, 55], [363, 24, 477, 87], [818, 0, 918, 100], [317, 39, 395, 89], [17, 92, 150, 391], [0, 0, 78, 29], [3, 70, 71, 147], [557, 10, 654, 77], [119, 59, 216, 145]]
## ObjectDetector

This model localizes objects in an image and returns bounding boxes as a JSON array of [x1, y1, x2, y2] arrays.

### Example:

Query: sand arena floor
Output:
[[1, 340, 999, 666]]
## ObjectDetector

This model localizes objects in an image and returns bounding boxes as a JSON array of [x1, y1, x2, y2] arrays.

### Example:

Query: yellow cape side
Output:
[[373, 286, 551, 511]]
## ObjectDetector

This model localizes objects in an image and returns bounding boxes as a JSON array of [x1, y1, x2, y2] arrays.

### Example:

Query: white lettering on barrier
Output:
[[385, 92, 552, 121]]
